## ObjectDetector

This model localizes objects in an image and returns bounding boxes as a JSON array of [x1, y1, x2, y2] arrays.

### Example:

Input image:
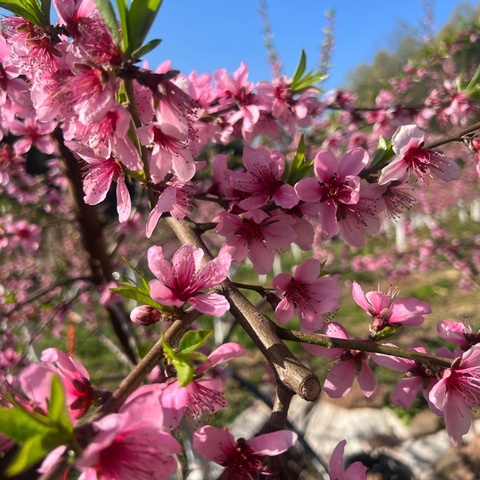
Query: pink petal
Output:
[[357, 362, 376, 397], [189, 293, 230, 316], [293, 258, 320, 283], [196, 343, 246, 375], [193, 426, 235, 464], [337, 147, 370, 178], [324, 360, 355, 398], [391, 298, 431, 326], [351, 282, 369, 312], [247, 430, 297, 455]]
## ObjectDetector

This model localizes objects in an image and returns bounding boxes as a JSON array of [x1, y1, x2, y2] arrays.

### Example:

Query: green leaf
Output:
[[173, 354, 195, 387], [0, 408, 51, 443], [285, 135, 313, 184], [94, 0, 121, 48], [131, 38, 162, 60], [40, 0, 50, 24], [179, 330, 212, 354], [47, 376, 73, 435], [0, 0, 48, 27], [370, 138, 394, 167], [291, 49, 307, 85], [373, 325, 397, 341], [111, 286, 172, 312], [116, 0, 129, 52], [6, 435, 52, 477], [121, 256, 150, 291], [127, 0, 164, 54]]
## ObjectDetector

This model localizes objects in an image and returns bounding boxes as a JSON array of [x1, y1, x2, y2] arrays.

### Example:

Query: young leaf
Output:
[[110, 286, 172, 312], [285, 135, 313, 184], [179, 330, 212, 354], [0, 0, 48, 27], [127, 0, 164, 54], [173, 354, 195, 387], [40, 0, 50, 24], [291, 49, 307, 85], [116, 0, 129, 52], [0, 408, 51, 443], [94, 0, 121, 48], [131, 38, 162, 61], [5, 435, 52, 477], [47, 375, 73, 435]]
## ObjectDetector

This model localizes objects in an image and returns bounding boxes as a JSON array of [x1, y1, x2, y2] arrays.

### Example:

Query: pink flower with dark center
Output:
[[19, 348, 93, 423], [148, 244, 231, 315], [295, 148, 370, 241], [161, 342, 246, 423], [215, 209, 297, 274], [76, 410, 181, 480], [272, 258, 341, 332], [56, 62, 115, 124], [193, 425, 297, 479], [304, 322, 376, 398], [7, 117, 57, 156], [429, 345, 480, 445], [137, 120, 195, 183], [335, 182, 385, 247], [5, 219, 41, 252], [328, 440, 367, 480], [352, 281, 431, 338], [213, 62, 266, 140], [229, 146, 299, 210], [378, 125, 460, 185]]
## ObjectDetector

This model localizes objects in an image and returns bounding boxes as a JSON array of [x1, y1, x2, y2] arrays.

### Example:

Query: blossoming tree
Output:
[[2, 0, 480, 478]]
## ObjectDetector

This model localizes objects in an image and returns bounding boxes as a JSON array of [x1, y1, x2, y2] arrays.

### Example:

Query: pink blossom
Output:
[[229, 146, 299, 210], [19, 348, 93, 423], [295, 148, 370, 241], [352, 281, 431, 338], [272, 258, 341, 332], [213, 62, 265, 141], [193, 425, 297, 479], [161, 342, 246, 423], [137, 118, 195, 183], [6, 117, 57, 156], [80, 152, 131, 222], [378, 125, 460, 185], [328, 439, 367, 480], [303, 322, 376, 398], [429, 345, 480, 445], [146, 179, 196, 238], [148, 244, 231, 315], [437, 319, 480, 349], [76, 410, 181, 480], [336, 182, 385, 247], [371, 346, 439, 410], [5, 219, 41, 252], [215, 210, 297, 274]]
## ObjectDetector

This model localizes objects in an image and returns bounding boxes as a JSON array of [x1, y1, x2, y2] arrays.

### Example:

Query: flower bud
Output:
[[130, 305, 162, 325]]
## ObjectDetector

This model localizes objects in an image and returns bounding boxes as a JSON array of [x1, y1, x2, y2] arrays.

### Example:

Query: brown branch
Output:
[[277, 327, 453, 368], [165, 217, 321, 402]]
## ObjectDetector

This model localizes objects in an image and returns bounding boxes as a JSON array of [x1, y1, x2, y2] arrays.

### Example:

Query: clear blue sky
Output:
[[146, 0, 478, 90]]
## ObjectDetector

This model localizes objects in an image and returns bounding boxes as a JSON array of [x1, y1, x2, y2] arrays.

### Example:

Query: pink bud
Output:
[[130, 306, 163, 325]]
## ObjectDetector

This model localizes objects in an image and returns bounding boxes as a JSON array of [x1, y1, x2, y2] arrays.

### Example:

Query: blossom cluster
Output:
[[2, 1, 480, 479]]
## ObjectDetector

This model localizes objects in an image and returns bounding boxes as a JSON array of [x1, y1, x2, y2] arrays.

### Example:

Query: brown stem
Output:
[[277, 327, 453, 368], [165, 217, 321, 402]]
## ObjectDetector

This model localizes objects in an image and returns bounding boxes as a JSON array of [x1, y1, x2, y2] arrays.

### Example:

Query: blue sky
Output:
[[146, 0, 478, 90]]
